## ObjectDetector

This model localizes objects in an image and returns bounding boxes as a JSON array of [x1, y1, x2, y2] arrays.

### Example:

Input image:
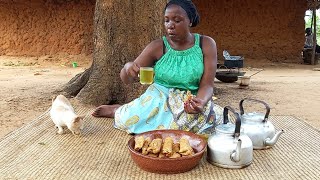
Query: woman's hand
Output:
[[124, 62, 140, 78], [121, 62, 140, 84], [184, 97, 205, 114]]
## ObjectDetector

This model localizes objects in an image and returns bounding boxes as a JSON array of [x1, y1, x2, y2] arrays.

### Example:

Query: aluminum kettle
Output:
[[207, 106, 253, 169], [240, 98, 284, 150]]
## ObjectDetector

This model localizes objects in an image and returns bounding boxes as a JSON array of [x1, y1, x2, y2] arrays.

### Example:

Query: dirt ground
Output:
[[1, 55, 319, 139]]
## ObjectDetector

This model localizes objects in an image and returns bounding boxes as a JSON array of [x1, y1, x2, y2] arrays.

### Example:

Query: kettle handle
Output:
[[239, 98, 270, 122], [223, 106, 242, 138]]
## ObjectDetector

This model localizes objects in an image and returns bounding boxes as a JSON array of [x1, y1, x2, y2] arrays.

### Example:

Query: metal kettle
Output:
[[240, 98, 284, 150], [207, 106, 253, 169]]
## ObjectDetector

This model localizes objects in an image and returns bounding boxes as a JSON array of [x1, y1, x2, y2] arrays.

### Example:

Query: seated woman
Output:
[[304, 27, 320, 53], [305, 28, 313, 48], [92, 0, 223, 136]]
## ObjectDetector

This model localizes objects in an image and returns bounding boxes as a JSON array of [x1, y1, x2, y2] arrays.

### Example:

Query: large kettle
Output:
[[239, 98, 284, 150], [207, 106, 253, 169]]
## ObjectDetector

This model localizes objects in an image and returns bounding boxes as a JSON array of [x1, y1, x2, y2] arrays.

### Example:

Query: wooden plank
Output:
[[311, 7, 317, 65]]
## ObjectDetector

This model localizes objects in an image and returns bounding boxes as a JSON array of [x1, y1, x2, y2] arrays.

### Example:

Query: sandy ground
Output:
[[0, 55, 319, 138]]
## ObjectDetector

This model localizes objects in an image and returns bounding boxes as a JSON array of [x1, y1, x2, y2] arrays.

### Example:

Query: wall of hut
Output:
[[0, 0, 307, 62], [194, 0, 307, 62], [0, 0, 95, 56]]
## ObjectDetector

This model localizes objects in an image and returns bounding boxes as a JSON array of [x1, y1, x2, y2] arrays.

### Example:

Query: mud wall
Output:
[[0, 0, 308, 62], [194, 0, 307, 62], [0, 0, 95, 56]]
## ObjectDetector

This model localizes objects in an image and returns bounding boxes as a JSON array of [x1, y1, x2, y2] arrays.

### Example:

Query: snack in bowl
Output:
[[134, 136, 145, 151], [141, 137, 151, 155], [162, 137, 173, 156], [127, 129, 207, 174], [146, 138, 162, 154], [184, 90, 194, 104], [134, 136, 195, 158], [179, 137, 194, 156]]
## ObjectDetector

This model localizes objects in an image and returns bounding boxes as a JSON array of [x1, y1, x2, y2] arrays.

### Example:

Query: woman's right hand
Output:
[[124, 62, 140, 78], [121, 62, 140, 84], [184, 97, 205, 114]]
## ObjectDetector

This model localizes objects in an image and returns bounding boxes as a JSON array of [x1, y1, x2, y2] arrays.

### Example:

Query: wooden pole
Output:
[[311, 6, 317, 65]]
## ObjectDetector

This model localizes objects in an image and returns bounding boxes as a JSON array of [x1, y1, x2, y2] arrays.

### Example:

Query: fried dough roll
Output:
[[147, 138, 162, 154], [158, 152, 166, 158], [184, 90, 194, 103], [147, 153, 158, 158], [169, 152, 181, 159], [141, 137, 152, 155], [169, 143, 181, 158], [134, 136, 145, 151], [179, 137, 194, 156], [172, 143, 180, 153], [162, 137, 174, 156]]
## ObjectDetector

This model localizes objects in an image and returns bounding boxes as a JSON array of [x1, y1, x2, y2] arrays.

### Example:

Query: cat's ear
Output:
[[51, 96, 57, 103], [74, 115, 85, 122], [74, 116, 82, 123]]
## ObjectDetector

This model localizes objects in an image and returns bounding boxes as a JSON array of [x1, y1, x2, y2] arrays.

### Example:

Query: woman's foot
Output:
[[91, 105, 121, 118]]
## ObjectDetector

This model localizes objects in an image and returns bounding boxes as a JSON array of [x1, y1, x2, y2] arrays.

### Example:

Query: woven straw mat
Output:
[[0, 106, 319, 180]]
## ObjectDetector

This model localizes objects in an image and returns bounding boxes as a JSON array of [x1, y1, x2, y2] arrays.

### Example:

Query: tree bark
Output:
[[63, 0, 165, 105]]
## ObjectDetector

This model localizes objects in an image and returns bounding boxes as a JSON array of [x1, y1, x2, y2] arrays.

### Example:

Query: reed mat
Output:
[[0, 106, 319, 180]]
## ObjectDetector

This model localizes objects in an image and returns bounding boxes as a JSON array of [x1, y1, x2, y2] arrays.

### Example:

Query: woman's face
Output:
[[164, 4, 191, 40]]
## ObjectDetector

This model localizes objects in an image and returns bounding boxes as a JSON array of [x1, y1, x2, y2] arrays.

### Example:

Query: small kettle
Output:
[[207, 106, 253, 169], [239, 98, 284, 150]]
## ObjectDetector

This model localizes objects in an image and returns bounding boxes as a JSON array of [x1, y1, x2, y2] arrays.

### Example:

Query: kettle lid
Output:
[[241, 112, 265, 122], [216, 123, 239, 134]]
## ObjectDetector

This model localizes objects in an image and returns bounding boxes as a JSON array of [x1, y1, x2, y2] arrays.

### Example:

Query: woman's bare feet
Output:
[[91, 104, 121, 118]]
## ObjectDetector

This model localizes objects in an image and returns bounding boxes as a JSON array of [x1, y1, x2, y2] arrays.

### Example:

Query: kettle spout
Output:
[[264, 130, 284, 146], [231, 139, 242, 162]]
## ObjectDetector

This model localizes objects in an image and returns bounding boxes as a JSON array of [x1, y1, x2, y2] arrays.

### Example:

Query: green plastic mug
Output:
[[72, 62, 78, 68]]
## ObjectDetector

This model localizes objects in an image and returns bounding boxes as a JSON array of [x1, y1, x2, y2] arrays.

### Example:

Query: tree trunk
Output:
[[63, 0, 165, 105]]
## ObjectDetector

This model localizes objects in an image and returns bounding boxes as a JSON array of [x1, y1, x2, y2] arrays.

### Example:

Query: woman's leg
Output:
[[92, 104, 121, 118]]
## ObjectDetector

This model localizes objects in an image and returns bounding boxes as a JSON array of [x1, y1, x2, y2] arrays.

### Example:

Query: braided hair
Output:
[[165, 0, 200, 27]]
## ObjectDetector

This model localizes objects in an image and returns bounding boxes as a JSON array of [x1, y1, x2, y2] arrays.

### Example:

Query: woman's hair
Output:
[[165, 0, 200, 27]]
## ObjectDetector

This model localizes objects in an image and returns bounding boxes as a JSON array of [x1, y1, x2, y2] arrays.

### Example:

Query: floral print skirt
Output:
[[114, 83, 224, 136]]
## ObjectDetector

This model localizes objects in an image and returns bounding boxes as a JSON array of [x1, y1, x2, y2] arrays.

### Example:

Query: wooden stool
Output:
[[302, 48, 318, 64]]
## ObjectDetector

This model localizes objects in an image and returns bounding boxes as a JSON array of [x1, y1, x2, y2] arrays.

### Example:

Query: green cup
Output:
[[72, 62, 78, 68]]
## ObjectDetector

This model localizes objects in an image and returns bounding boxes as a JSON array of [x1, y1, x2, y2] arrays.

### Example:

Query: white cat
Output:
[[50, 94, 84, 135]]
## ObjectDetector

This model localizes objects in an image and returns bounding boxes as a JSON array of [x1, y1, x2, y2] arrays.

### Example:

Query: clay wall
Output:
[[0, 0, 95, 56], [0, 0, 308, 62], [194, 0, 307, 62]]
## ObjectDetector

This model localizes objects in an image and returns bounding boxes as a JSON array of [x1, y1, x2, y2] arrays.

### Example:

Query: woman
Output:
[[304, 27, 320, 53], [92, 0, 220, 135], [305, 28, 313, 48]]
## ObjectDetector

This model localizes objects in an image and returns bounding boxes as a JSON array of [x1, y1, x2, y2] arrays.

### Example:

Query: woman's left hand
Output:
[[184, 97, 205, 114]]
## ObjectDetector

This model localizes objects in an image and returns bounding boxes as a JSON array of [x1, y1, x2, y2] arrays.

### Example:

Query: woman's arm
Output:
[[120, 39, 163, 84], [185, 35, 217, 113], [197, 35, 217, 102]]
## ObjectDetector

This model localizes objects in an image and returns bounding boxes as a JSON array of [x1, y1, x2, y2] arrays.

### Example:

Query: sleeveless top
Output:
[[154, 33, 204, 94]]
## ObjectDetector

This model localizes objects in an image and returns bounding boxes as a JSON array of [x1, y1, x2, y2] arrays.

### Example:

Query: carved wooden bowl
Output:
[[127, 130, 207, 174]]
